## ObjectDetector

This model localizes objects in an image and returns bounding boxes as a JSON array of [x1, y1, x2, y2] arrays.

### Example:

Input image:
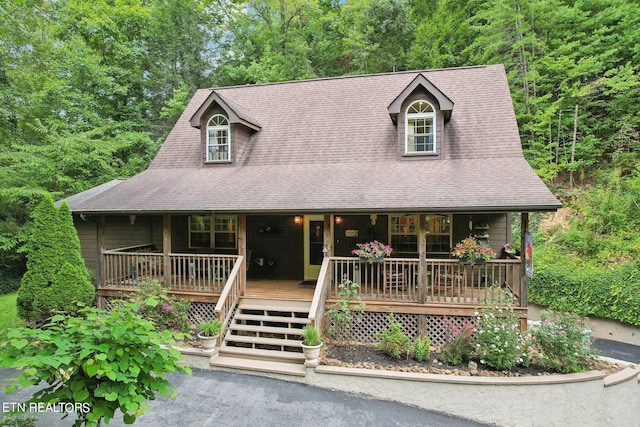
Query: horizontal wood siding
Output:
[[452, 213, 509, 257], [74, 217, 99, 273], [333, 214, 389, 257]]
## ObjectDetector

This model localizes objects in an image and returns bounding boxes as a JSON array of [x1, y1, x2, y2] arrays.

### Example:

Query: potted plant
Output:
[[197, 319, 222, 352], [300, 324, 323, 367], [450, 237, 496, 265], [351, 240, 393, 263]]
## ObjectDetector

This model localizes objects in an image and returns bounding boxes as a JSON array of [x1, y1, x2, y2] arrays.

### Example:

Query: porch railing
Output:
[[308, 256, 332, 329], [328, 257, 522, 305], [102, 248, 238, 294], [214, 255, 245, 345]]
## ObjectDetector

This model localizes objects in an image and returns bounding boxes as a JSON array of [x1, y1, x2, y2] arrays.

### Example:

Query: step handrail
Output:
[[308, 256, 331, 329], [214, 255, 245, 343]]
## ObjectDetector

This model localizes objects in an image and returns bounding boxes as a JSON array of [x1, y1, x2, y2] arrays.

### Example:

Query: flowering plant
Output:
[[376, 314, 410, 359], [351, 240, 393, 259], [450, 237, 496, 261]]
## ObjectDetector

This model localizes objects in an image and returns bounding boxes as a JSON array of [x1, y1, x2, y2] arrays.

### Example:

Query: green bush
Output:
[[529, 254, 640, 326], [131, 280, 191, 334], [412, 336, 431, 362], [17, 194, 94, 324], [437, 317, 474, 365], [376, 313, 410, 359], [0, 414, 37, 427], [1, 301, 191, 427], [326, 278, 365, 344], [474, 287, 529, 370], [532, 310, 598, 373], [0, 275, 20, 295]]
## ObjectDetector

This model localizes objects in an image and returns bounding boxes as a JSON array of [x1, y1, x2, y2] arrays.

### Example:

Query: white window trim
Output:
[[206, 114, 231, 163], [405, 101, 436, 155]]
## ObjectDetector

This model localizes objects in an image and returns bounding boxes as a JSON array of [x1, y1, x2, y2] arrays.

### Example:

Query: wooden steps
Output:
[[210, 297, 311, 376]]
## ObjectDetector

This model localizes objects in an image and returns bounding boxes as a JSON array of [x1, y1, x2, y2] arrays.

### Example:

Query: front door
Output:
[[304, 215, 324, 280]]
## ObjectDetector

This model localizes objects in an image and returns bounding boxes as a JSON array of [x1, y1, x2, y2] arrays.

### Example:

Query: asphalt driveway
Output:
[[1, 368, 488, 427]]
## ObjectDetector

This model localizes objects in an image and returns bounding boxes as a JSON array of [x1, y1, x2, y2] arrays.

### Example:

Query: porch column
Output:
[[519, 212, 529, 330], [97, 215, 106, 290], [323, 215, 332, 257], [238, 214, 247, 295], [163, 215, 171, 287], [418, 214, 427, 305]]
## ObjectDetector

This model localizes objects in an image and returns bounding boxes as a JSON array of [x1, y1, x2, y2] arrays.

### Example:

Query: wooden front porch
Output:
[[98, 247, 526, 318]]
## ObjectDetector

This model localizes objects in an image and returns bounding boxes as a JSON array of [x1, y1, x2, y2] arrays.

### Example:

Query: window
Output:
[[406, 101, 435, 154], [206, 114, 230, 162], [189, 215, 237, 249], [425, 214, 451, 257], [390, 214, 418, 256]]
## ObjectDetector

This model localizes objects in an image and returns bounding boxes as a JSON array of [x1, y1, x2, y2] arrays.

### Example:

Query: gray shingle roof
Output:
[[67, 65, 561, 214]]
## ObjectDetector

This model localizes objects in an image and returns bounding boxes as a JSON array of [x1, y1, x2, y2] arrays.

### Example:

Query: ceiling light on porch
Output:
[[293, 215, 303, 225], [129, 215, 136, 225], [335, 215, 343, 225], [370, 214, 377, 225]]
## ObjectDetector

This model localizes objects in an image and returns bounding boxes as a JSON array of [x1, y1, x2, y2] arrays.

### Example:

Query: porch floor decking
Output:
[[246, 280, 314, 301]]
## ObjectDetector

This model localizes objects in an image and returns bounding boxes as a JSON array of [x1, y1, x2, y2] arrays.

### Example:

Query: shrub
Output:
[[326, 278, 365, 344], [376, 313, 410, 359], [0, 302, 191, 427], [131, 280, 191, 334], [0, 413, 37, 427], [0, 275, 20, 295], [474, 287, 529, 371], [412, 336, 431, 362], [17, 195, 94, 324], [532, 310, 598, 373], [438, 317, 474, 365]]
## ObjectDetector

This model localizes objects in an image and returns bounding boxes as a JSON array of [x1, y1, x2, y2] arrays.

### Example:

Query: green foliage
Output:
[[0, 302, 191, 427], [529, 255, 640, 326], [531, 310, 598, 374], [198, 319, 223, 337], [131, 280, 192, 334], [474, 287, 529, 371], [325, 278, 365, 344], [412, 336, 431, 362], [375, 314, 411, 359], [438, 317, 474, 365], [301, 324, 322, 346], [0, 413, 37, 427], [17, 195, 94, 324]]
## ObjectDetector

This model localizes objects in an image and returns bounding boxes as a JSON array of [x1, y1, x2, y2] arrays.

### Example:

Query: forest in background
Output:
[[1, 0, 639, 321]]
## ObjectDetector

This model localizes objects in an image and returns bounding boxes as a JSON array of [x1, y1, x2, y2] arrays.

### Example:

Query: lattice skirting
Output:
[[326, 311, 475, 346], [98, 295, 217, 325]]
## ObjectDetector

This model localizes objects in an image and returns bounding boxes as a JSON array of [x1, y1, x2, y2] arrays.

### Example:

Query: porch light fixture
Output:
[[335, 215, 343, 225], [129, 215, 136, 225], [294, 215, 303, 225], [370, 214, 377, 225]]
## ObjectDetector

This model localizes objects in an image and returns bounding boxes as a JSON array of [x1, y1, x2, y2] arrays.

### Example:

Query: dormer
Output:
[[388, 74, 453, 159], [190, 91, 261, 165]]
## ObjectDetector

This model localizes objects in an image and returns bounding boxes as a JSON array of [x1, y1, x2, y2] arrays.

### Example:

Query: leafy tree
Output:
[[17, 194, 94, 324], [1, 301, 191, 427]]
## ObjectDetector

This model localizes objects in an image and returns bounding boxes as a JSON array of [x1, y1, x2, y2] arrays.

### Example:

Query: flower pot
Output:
[[360, 256, 384, 263], [458, 257, 470, 265], [301, 342, 323, 367], [197, 333, 219, 353]]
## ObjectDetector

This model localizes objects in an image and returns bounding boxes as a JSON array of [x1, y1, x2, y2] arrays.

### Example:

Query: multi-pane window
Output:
[[189, 215, 237, 249], [406, 101, 435, 154], [207, 114, 230, 162], [390, 214, 418, 256], [425, 214, 451, 257]]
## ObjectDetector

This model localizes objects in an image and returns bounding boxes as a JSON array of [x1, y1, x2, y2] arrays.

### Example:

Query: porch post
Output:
[[418, 214, 427, 305], [323, 215, 332, 256], [238, 214, 247, 295], [163, 215, 171, 287], [97, 215, 106, 290], [519, 212, 529, 330]]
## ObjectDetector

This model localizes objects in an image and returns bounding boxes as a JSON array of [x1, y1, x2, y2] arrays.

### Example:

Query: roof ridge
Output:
[[208, 65, 491, 91]]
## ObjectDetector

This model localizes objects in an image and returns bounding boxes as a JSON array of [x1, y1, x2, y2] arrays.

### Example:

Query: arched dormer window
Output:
[[406, 101, 436, 154], [206, 114, 230, 162]]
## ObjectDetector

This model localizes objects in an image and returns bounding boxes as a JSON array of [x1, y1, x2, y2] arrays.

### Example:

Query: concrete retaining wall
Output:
[[308, 365, 640, 426]]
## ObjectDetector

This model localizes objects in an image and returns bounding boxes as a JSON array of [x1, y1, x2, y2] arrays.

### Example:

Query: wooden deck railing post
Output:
[[163, 215, 171, 287]]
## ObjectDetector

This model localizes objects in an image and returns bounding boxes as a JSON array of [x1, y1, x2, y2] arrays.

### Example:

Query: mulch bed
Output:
[[320, 342, 629, 377]]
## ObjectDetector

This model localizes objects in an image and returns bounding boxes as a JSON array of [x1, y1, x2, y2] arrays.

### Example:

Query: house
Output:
[[63, 64, 560, 372]]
